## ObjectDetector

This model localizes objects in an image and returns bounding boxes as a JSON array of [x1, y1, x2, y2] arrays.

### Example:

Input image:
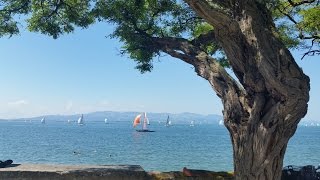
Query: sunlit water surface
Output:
[[0, 120, 318, 171]]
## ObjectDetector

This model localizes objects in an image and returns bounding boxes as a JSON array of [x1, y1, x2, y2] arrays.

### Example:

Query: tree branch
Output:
[[45, 0, 65, 20], [287, 0, 316, 6], [184, 0, 232, 28], [302, 49, 320, 59], [0, 1, 30, 14], [191, 30, 217, 47], [276, 7, 298, 24], [151, 36, 245, 110]]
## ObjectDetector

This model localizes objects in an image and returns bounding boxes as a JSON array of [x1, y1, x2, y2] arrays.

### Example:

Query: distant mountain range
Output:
[[1, 111, 223, 125], [299, 120, 320, 127]]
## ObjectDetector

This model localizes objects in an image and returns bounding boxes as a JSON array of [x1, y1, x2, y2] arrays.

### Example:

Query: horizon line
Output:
[[0, 110, 222, 120]]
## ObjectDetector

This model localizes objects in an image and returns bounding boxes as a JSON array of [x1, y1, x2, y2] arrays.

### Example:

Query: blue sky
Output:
[[0, 23, 319, 121]]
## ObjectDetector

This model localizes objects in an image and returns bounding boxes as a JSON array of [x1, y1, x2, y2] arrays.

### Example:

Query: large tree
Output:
[[1, 0, 319, 179]]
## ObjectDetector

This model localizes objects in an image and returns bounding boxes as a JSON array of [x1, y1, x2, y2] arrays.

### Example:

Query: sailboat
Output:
[[41, 117, 46, 124], [133, 112, 155, 132], [218, 120, 224, 126], [165, 115, 171, 127], [190, 120, 195, 127], [104, 118, 108, 124], [77, 114, 84, 125]]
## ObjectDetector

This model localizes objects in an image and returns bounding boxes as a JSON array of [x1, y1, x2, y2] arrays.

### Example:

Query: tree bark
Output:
[[183, 1, 310, 180]]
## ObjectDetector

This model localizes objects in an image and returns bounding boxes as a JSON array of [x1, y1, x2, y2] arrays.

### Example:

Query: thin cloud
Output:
[[100, 100, 110, 106], [7, 100, 29, 107]]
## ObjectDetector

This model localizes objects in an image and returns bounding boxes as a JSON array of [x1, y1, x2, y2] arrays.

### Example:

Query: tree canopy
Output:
[[1, 0, 318, 71]]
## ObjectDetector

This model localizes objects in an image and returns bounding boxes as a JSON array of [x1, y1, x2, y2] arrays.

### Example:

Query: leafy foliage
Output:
[[298, 6, 320, 36], [27, 0, 94, 39], [0, 0, 319, 67], [93, 0, 203, 72], [192, 23, 220, 55], [276, 22, 301, 48], [0, 0, 30, 37], [270, 0, 319, 57]]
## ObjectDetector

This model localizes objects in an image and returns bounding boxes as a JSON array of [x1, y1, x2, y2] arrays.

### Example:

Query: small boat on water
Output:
[[104, 118, 108, 124], [165, 115, 171, 127], [133, 112, 154, 132], [190, 120, 195, 127], [77, 114, 84, 126], [41, 117, 46, 124]]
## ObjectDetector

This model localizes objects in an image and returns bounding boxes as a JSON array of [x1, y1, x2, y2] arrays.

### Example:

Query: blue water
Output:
[[0, 120, 319, 171]]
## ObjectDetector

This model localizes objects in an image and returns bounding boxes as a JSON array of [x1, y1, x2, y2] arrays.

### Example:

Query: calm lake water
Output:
[[0, 120, 319, 171]]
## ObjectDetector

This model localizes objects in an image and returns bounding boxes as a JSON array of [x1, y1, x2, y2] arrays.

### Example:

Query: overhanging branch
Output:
[[287, 0, 316, 6], [184, 0, 232, 28], [151, 35, 245, 104]]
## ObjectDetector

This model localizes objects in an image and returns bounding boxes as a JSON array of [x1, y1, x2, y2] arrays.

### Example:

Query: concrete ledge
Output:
[[0, 164, 151, 180], [149, 169, 234, 180]]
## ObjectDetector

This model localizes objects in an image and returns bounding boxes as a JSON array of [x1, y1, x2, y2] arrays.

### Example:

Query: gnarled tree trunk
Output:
[[182, 1, 310, 180]]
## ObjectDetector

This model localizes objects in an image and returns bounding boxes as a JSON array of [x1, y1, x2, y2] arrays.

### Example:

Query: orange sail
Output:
[[133, 114, 142, 128]]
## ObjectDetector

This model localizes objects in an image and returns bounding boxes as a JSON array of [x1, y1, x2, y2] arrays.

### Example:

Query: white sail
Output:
[[77, 114, 84, 125], [145, 112, 150, 125], [143, 112, 148, 130], [190, 120, 195, 127], [104, 118, 108, 124], [165, 115, 171, 127], [41, 117, 45, 124]]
